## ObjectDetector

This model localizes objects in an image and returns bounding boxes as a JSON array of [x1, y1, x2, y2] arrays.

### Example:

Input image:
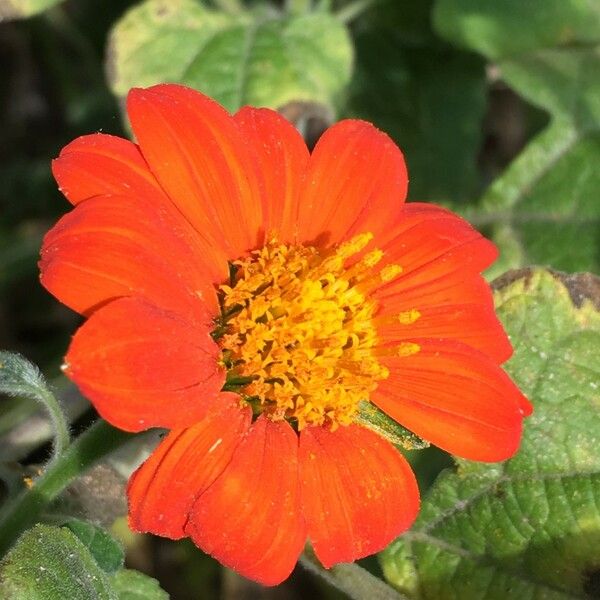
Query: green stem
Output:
[[299, 548, 409, 600], [37, 386, 71, 461], [0, 420, 134, 557], [336, 0, 378, 23]]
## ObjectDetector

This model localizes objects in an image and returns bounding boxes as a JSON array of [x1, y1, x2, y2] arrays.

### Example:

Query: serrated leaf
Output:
[[0, 524, 115, 599], [380, 268, 600, 599], [111, 570, 168, 600], [0, 0, 62, 21], [106, 0, 353, 113], [64, 519, 124, 575], [433, 0, 600, 274], [347, 0, 486, 203]]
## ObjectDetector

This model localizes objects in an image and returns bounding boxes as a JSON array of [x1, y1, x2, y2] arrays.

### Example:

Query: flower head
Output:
[[40, 84, 531, 585]]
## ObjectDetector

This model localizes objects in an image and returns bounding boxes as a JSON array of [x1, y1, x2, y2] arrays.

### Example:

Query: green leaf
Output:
[[64, 519, 124, 575], [0, 524, 115, 599], [111, 570, 168, 600], [433, 1, 600, 274], [480, 47, 600, 277], [380, 268, 600, 599], [0, 351, 70, 458], [434, 0, 600, 60], [0, 351, 48, 400], [347, 0, 487, 203], [355, 401, 429, 450], [106, 0, 353, 113], [474, 118, 600, 279], [0, 0, 62, 20]]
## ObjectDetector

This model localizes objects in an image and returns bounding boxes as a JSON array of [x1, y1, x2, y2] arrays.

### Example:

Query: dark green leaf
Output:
[[64, 519, 124, 575], [348, 0, 486, 203], [111, 570, 168, 600], [380, 269, 600, 599], [106, 0, 353, 113], [0, 524, 115, 599]]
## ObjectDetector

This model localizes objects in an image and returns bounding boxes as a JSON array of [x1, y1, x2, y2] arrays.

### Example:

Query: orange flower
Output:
[[40, 84, 531, 585]]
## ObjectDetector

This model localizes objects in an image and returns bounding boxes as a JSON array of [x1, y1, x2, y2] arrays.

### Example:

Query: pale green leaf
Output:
[[106, 0, 353, 113], [0, 0, 62, 21], [380, 269, 600, 599]]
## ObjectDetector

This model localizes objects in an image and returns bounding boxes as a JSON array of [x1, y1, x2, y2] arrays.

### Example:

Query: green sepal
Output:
[[354, 401, 430, 450]]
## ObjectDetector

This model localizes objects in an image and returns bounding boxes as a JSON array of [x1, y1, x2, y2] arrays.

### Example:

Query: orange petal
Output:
[[375, 203, 497, 300], [372, 204, 499, 333], [186, 416, 306, 586], [296, 120, 408, 247], [40, 194, 222, 318], [65, 297, 225, 432], [299, 424, 419, 568], [234, 106, 309, 243], [52, 133, 162, 205], [378, 301, 513, 364], [128, 397, 251, 539], [127, 84, 263, 259], [374, 339, 532, 462]]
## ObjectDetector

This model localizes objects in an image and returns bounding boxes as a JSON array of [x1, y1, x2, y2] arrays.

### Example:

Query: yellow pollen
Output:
[[397, 342, 421, 357], [216, 234, 389, 430], [397, 309, 421, 325], [380, 264, 403, 282]]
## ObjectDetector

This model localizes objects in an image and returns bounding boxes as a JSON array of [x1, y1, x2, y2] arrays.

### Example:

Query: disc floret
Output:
[[216, 234, 395, 430]]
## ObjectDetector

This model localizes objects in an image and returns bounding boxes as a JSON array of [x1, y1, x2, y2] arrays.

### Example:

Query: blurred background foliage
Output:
[[0, 0, 599, 598]]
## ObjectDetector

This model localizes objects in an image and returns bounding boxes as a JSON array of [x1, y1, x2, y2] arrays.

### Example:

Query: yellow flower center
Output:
[[215, 233, 403, 430]]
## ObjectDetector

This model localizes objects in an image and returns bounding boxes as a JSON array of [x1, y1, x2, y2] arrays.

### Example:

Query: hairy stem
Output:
[[0, 419, 134, 557]]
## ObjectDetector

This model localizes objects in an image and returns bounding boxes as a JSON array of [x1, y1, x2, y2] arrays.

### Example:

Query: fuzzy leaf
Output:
[[0, 351, 48, 400], [64, 519, 124, 575], [380, 269, 600, 599], [0, 524, 115, 599], [111, 570, 168, 600], [106, 0, 353, 113], [0, 351, 70, 458]]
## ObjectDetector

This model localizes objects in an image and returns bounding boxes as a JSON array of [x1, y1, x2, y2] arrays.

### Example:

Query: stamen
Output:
[[380, 264, 403, 282], [215, 234, 415, 430], [398, 342, 421, 357], [398, 309, 421, 325]]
